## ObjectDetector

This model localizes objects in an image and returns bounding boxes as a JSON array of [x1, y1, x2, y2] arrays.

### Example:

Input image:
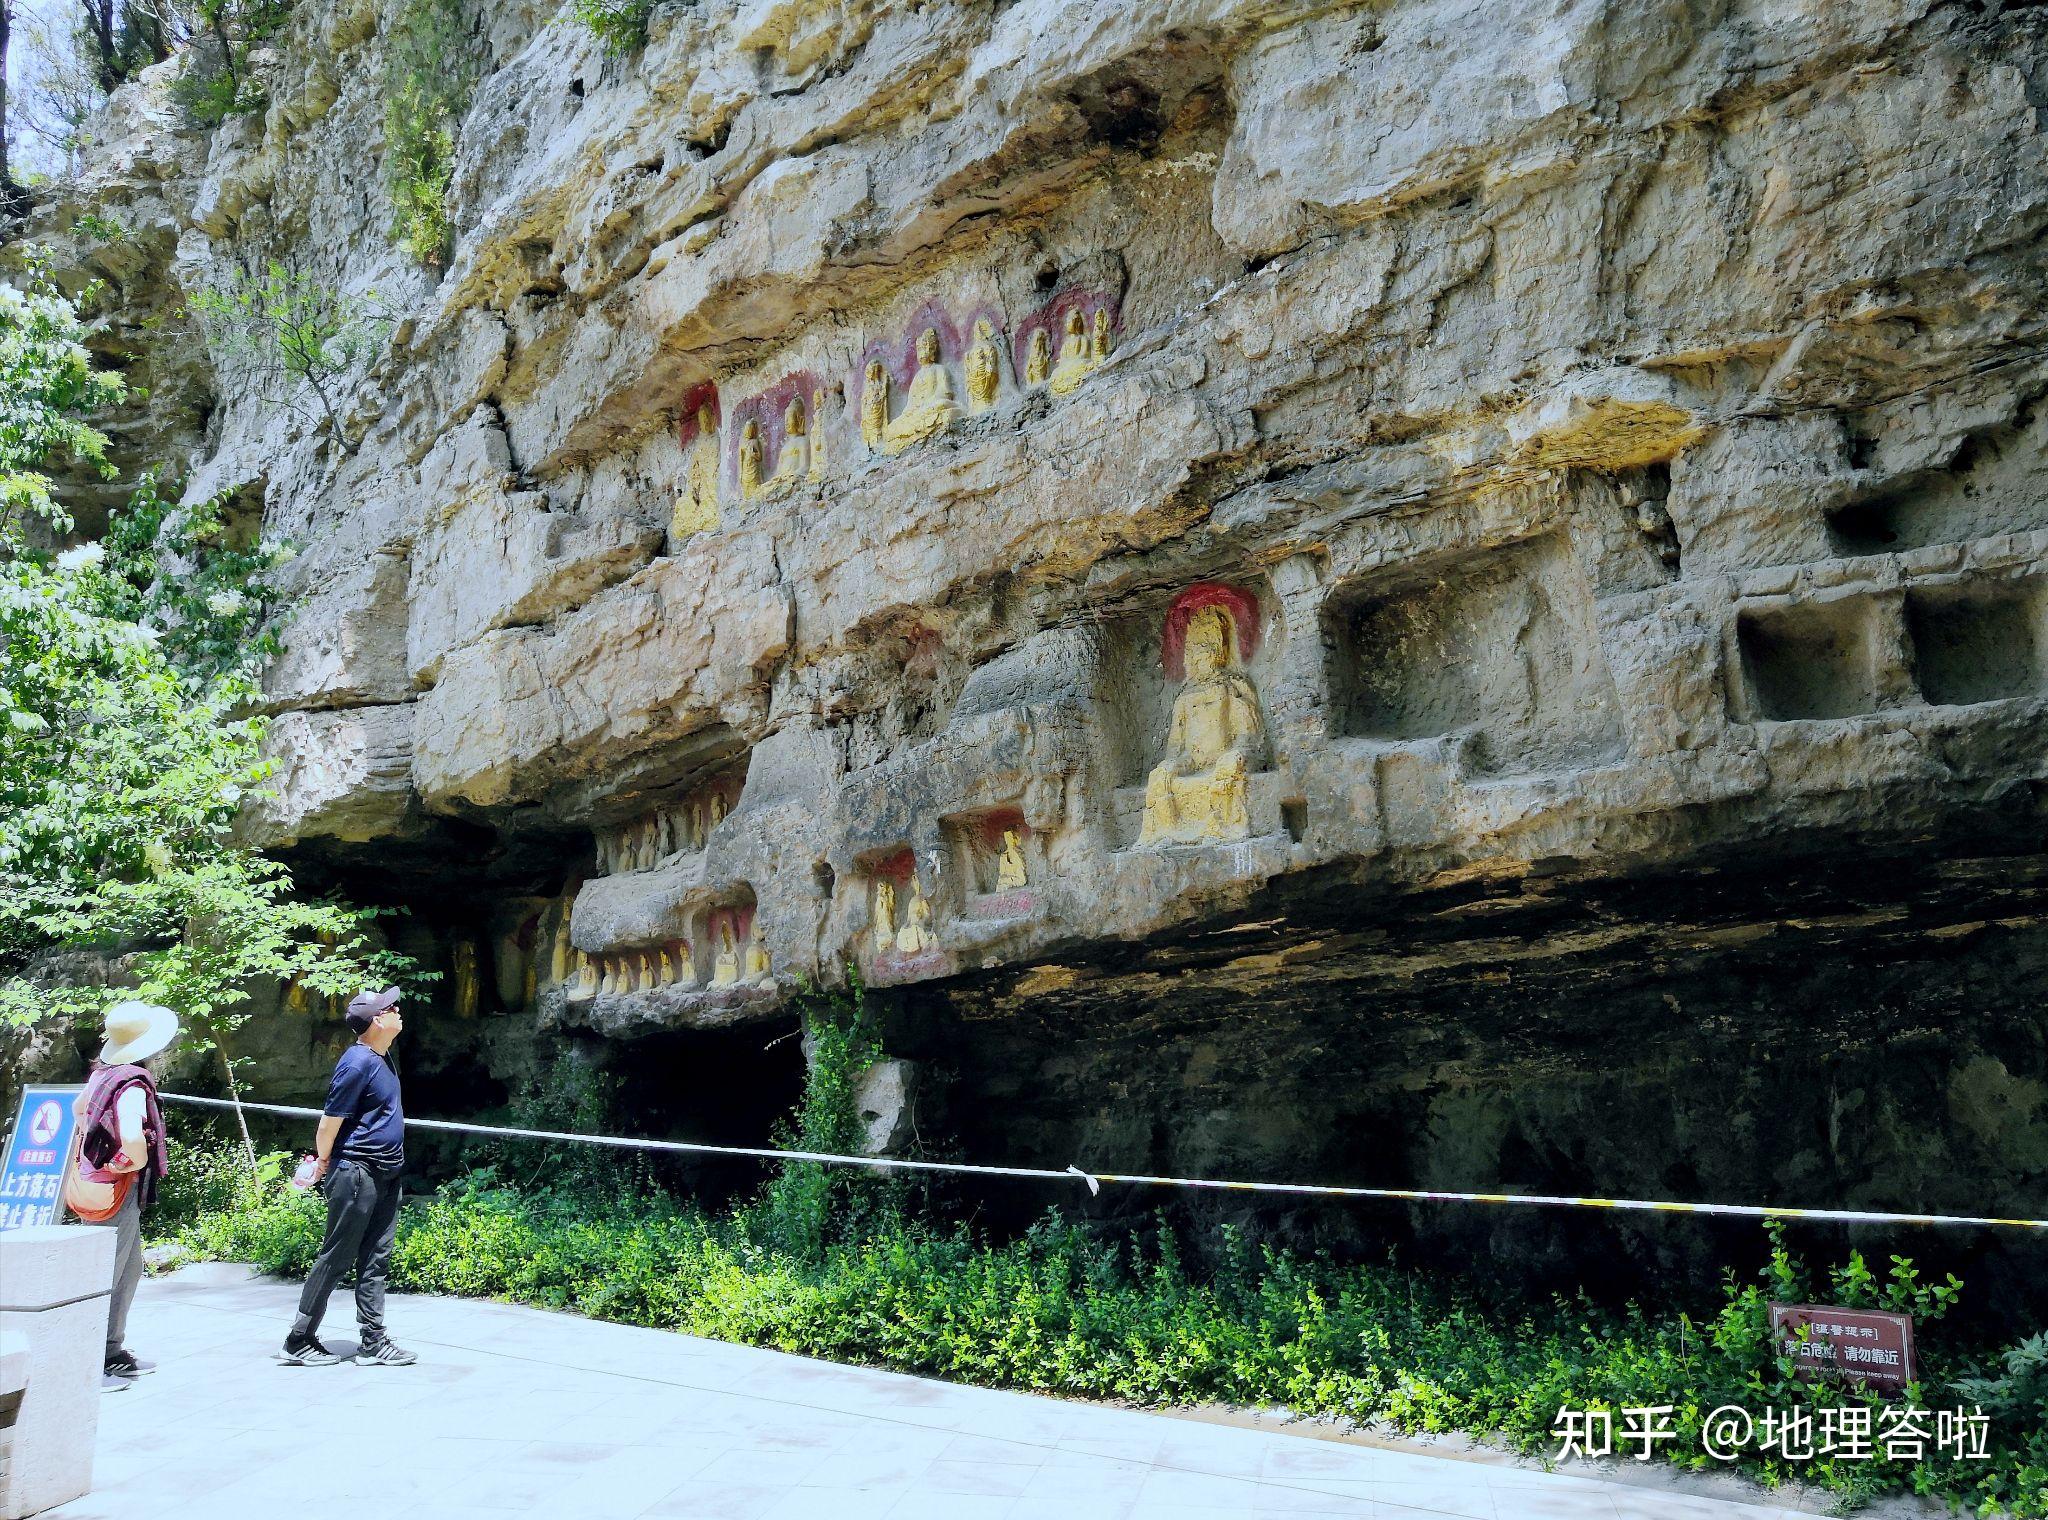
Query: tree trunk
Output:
[[0, 0, 24, 218]]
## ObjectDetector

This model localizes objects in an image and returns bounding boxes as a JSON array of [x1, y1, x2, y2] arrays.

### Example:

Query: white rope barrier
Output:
[[157, 1093, 2048, 1231]]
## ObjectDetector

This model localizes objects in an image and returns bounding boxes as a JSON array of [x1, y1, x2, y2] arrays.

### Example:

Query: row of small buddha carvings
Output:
[[670, 297, 1117, 539], [550, 915, 773, 1002]]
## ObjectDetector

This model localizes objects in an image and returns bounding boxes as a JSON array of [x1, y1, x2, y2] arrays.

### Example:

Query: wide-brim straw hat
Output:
[[100, 1000, 181, 1065]]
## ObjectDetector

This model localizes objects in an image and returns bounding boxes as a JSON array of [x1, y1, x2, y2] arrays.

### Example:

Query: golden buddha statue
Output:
[[1049, 308, 1092, 395], [966, 319, 1001, 413], [453, 941, 480, 1019], [1091, 308, 1112, 364], [1025, 328, 1052, 386], [762, 395, 808, 496], [711, 922, 741, 987], [598, 958, 618, 996], [708, 792, 726, 827], [895, 876, 935, 955], [871, 878, 896, 958], [996, 828, 1028, 890], [572, 951, 598, 1002], [739, 418, 766, 499], [1138, 604, 1264, 847], [744, 919, 771, 984], [675, 939, 698, 989], [868, 328, 961, 454], [670, 402, 721, 540]]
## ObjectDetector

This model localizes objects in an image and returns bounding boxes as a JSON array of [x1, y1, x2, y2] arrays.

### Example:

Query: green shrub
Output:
[[168, 1, 295, 127], [572, 0, 656, 56], [383, 0, 478, 266]]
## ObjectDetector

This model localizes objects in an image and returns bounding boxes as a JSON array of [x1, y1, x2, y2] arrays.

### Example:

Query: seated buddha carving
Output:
[[895, 876, 935, 955], [711, 921, 742, 987], [865, 328, 961, 455], [1049, 308, 1092, 395], [1138, 604, 1264, 848], [762, 395, 808, 496]]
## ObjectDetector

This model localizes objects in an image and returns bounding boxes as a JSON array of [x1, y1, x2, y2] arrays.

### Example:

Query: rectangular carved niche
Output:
[[1906, 581, 2046, 708], [1736, 598, 1882, 721], [1324, 536, 1623, 775], [944, 808, 1035, 916]]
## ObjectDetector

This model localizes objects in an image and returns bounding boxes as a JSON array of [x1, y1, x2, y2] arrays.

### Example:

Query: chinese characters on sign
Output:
[[1769, 1303, 1917, 1395], [0, 1084, 83, 1232], [1553, 1404, 1990, 1464]]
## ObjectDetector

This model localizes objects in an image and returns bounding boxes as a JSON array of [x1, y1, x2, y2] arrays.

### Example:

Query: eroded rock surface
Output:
[[25, 0, 2048, 1279]]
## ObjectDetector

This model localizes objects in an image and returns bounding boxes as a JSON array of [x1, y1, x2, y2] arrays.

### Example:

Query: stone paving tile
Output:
[[45, 1271, 1861, 1520]]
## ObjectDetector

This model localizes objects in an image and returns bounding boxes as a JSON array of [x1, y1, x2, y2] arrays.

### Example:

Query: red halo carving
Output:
[[1160, 583, 1261, 682]]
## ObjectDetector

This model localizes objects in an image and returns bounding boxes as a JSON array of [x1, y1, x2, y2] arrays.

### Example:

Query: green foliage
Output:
[[187, 262, 389, 431], [749, 976, 884, 1260], [73, 213, 132, 245], [166, 1, 295, 127], [0, 254, 124, 546], [383, 0, 478, 266], [152, 1126, 2047, 1516], [0, 259, 409, 1067], [572, 0, 656, 56]]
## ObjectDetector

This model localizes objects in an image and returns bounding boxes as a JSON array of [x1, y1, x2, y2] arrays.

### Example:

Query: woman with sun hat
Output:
[[68, 999, 179, 1391]]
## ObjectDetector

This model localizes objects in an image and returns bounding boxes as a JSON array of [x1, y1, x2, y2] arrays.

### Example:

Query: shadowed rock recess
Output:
[[28, 0, 2048, 1300]]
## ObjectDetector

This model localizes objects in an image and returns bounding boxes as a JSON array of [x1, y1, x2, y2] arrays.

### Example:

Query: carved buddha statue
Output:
[[895, 876, 935, 955], [453, 941, 480, 1019], [671, 401, 721, 540], [1091, 308, 1113, 364], [744, 919, 771, 984], [871, 878, 896, 958], [875, 328, 961, 454], [1138, 604, 1264, 848], [711, 922, 741, 987], [861, 359, 889, 450], [674, 939, 698, 989], [996, 828, 1028, 890], [1024, 327, 1052, 387], [764, 395, 808, 494], [809, 388, 827, 480], [739, 419, 765, 499], [572, 951, 598, 1002], [966, 319, 1001, 413], [1049, 308, 1092, 395]]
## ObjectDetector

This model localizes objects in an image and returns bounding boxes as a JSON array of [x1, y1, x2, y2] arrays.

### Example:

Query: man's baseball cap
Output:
[[344, 986, 401, 1032]]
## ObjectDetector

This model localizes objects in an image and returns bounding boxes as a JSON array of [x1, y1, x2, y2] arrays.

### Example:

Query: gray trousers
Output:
[[102, 1185, 143, 1359], [291, 1160, 402, 1340]]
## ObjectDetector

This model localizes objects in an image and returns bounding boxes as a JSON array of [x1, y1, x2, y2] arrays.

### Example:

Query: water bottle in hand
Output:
[[290, 1154, 322, 1191]]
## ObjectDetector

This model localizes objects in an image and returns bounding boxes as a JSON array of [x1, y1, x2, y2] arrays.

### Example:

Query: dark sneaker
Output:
[[277, 1334, 341, 1367], [356, 1335, 416, 1366], [104, 1349, 155, 1377], [101, 1371, 134, 1392]]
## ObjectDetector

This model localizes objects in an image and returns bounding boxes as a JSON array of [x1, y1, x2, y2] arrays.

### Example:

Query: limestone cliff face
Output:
[[28, 0, 2048, 1282]]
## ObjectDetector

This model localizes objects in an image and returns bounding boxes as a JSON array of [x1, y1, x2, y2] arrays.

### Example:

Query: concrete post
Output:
[[0, 1225, 115, 1519]]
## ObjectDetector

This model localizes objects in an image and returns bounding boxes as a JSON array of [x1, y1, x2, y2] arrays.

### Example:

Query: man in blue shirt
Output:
[[279, 987, 416, 1367]]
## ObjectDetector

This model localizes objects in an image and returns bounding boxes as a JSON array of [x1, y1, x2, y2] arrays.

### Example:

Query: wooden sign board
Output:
[[1770, 1303, 1916, 1396]]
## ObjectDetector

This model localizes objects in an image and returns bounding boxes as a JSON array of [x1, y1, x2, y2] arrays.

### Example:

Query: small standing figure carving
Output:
[[966, 318, 1002, 413], [671, 401, 721, 540], [871, 878, 897, 959], [1091, 308, 1113, 364], [1024, 327, 1052, 387], [996, 828, 1028, 891], [738, 419, 765, 499], [809, 388, 828, 480]]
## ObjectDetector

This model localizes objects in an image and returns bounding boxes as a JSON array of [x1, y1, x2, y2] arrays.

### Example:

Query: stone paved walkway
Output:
[[47, 1264, 1824, 1520]]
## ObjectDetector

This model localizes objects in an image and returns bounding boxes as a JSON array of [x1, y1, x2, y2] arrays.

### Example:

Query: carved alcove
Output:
[[1099, 581, 1284, 849], [693, 887, 773, 993], [860, 847, 945, 976], [590, 756, 750, 877], [1736, 596, 1887, 721], [1904, 578, 2047, 708], [1322, 536, 1624, 775], [943, 807, 1036, 918]]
